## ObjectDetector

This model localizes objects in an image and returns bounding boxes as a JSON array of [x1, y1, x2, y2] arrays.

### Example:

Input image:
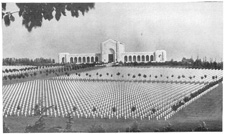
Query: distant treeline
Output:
[[3, 58, 55, 66], [3, 57, 223, 70], [121, 58, 223, 70]]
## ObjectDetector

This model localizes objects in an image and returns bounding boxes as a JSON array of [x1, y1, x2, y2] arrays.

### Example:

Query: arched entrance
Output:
[[62, 57, 65, 63], [150, 55, 154, 61], [108, 48, 115, 63], [78, 57, 81, 63], [91, 57, 94, 62], [133, 55, 136, 62], [70, 57, 73, 63], [83, 57, 86, 63], [124, 56, 127, 62], [146, 55, 149, 61], [95, 56, 98, 62], [87, 57, 90, 63], [74, 57, 77, 63], [142, 55, 145, 62], [129, 56, 132, 62]]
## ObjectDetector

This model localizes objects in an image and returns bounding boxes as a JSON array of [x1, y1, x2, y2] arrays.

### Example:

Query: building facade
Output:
[[58, 39, 167, 64]]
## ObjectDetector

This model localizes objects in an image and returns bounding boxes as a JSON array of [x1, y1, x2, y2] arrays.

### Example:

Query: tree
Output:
[[3, 76, 7, 80], [117, 72, 120, 76], [151, 108, 156, 114], [64, 106, 77, 132], [2, 3, 95, 32], [138, 73, 141, 78], [112, 107, 116, 113], [183, 96, 190, 102], [25, 100, 55, 132], [143, 74, 147, 78], [72, 106, 77, 112], [55, 105, 58, 111], [92, 106, 97, 112], [8, 75, 12, 80], [17, 105, 21, 110], [131, 106, 136, 112]]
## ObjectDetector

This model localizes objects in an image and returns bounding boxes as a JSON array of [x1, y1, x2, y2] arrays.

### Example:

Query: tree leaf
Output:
[[2, 3, 6, 11], [55, 11, 61, 21], [9, 3, 95, 32], [2, 12, 5, 19], [9, 14, 15, 22], [4, 14, 10, 26]]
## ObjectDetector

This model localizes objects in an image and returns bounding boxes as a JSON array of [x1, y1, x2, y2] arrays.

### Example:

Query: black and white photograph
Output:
[[2, 1, 223, 132]]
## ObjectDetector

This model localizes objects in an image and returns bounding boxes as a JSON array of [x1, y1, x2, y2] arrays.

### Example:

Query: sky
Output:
[[2, 2, 223, 62]]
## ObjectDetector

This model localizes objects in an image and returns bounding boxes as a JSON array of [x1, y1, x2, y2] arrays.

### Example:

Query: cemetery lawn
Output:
[[4, 83, 222, 132], [3, 66, 104, 86]]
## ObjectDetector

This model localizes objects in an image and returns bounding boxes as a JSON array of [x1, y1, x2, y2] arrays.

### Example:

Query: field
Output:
[[2, 66, 223, 132], [3, 83, 223, 132]]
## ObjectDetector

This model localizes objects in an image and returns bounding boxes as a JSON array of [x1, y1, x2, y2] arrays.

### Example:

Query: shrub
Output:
[[3, 76, 7, 80], [112, 107, 116, 112], [151, 108, 156, 114], [183, 96, 190, 102], [92, 106, 97, 112], [8, 75, 12, 80], [131, 106, 136, 112]]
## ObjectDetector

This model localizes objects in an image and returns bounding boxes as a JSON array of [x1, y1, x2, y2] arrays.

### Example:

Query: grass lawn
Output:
[[4, 83, 222, 132]]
